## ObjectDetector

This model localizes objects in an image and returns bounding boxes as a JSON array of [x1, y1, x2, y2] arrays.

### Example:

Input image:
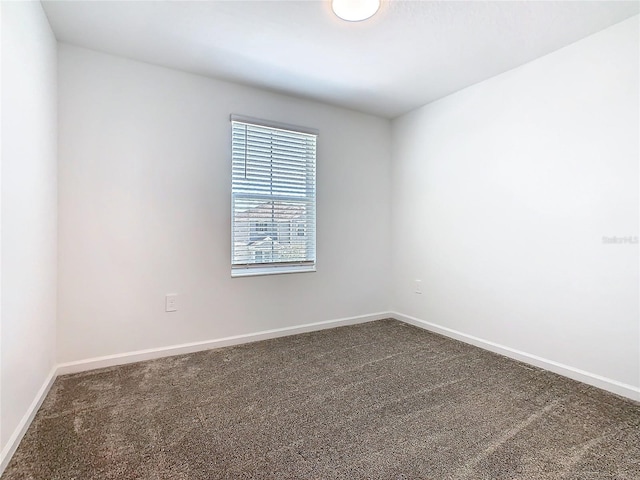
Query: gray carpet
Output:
[[3, 319, 639, 479]]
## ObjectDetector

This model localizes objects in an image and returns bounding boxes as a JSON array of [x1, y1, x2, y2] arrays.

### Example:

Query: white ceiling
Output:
[[42, 0, 639, 118]]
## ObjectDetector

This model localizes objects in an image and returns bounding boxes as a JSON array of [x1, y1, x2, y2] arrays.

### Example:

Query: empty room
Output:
[[1, 0, 639, 478]]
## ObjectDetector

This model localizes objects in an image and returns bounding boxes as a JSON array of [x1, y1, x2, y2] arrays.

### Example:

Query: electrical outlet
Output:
[[414, 280, 422, 294], [165, 294, 178, 312]]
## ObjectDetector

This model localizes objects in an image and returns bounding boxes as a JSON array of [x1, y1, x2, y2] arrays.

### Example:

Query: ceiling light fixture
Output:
[[332, 0, 380, 22]]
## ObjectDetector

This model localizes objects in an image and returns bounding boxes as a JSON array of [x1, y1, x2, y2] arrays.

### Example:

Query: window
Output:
[[231, 115, 317, 276]]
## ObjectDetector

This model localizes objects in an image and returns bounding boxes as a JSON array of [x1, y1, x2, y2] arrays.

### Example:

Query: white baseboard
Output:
[[1, 312, 389, 474], [0, 367, 57, 477], [3, 311, 638, 477], [392, 311, 640, 402], [56, 312, 390, 376]]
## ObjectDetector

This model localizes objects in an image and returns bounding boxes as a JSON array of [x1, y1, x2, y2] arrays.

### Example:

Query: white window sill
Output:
[[231, 265, 316, 278]]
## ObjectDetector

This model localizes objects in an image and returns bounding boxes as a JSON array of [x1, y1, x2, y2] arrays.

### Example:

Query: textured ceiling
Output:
[[42, 1, 639, 118]]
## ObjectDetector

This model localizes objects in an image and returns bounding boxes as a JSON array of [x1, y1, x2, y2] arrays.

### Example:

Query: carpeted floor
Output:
[[3, 319, 640, 479]]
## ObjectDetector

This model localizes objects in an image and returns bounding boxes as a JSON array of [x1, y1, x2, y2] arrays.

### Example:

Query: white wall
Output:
[[1, 0, 58, 457], [57, 45, 391, 363], [391, 16, 639, 395]]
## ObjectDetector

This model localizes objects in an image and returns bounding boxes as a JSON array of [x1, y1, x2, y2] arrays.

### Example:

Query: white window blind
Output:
[[231, 115, 317, 276]]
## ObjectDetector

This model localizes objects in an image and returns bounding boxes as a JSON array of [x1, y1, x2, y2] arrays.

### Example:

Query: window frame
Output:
[[230, 115, 318, 278]]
